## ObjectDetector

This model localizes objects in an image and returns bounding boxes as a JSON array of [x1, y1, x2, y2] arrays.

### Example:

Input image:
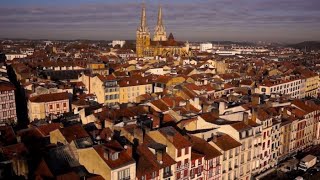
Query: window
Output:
[[177, 172, 181, 179], [56, 104, 60, 108], [118, 168, 130, 180], [261, 88, 266, 93], [111, 152, 119, 160], [229, 149, 233, 158], [184, 169, 188, 177], [241, 154, 244, 164], [151, 171, 157, 178], [184, 159, 188, 167], [177, 161, 182, 169], [49, 105, 53, 110], [241, 142, 245, 150], [164, 166, 171, 173], [185, 147, 189, 155], [209, 159, 213, 167], [247, 151, 251, 161], [177, 149, 181, 157]]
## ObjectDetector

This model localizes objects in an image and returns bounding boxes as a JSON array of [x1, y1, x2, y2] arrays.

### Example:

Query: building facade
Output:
[[0, 82, 17, 125], [28, 92, 70, 121]]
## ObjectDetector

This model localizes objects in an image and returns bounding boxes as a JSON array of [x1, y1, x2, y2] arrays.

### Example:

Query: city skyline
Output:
[[1, 0, 320, 42]]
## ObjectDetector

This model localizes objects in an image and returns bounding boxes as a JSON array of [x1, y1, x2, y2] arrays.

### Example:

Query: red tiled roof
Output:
[[59, 125, 89, 143], [0, 82, 15, 91], [29, 92, 69, 103], [188, 135, 222, 160], [36, 123, 61, 136], [94, 141, 135, 170], [159, 127, 192, 149], [212, 134, 241, 151]]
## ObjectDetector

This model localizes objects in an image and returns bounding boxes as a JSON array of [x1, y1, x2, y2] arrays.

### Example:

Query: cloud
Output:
[[0, 0, 319, 42]]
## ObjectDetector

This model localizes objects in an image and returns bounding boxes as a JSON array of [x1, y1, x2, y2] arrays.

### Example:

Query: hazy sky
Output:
[[0, 0, 319, 42]]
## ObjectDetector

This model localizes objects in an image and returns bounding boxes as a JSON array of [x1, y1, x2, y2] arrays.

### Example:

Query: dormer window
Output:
[[111, 152, 119, 160]]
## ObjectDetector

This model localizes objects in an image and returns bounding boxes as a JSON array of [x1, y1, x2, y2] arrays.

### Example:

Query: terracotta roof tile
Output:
[[29, 92, 69, 103], [212, 134, 241, 151]]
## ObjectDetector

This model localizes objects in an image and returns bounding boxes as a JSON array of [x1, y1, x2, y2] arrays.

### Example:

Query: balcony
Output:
[[163, 171, 173, 178]]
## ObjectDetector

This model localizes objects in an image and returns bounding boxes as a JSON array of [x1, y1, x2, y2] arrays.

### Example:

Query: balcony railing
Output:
[[120, 176, 130, 180]]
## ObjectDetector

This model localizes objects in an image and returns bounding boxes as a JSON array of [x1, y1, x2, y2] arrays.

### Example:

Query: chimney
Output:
[[124, 145, 133, 157], [251, 108, 257, 122], [212, 135, 218, 143], [243, 112, 249, 125], [252, 94, 260, 105], [134, 128, 144, 145], [167, 133, 174, 142], [186, 101, 191, 111]]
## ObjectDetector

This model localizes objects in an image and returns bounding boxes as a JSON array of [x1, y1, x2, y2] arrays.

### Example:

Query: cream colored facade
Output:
[[77, 147, 136, 180], [28, 98, 69, 121], [304, 75, 319, 97], [257, 77, 304, 99], [147, 129, 191, 180], [78, 74, 120, 105], [119, 83, 152, 104], [210, 138, 241, 180]]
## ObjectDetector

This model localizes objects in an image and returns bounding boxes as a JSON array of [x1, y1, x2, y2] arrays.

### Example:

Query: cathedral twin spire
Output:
[[137, 4, 167, 41]]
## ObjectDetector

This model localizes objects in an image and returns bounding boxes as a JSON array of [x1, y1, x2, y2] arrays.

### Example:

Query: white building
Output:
[[5, 53, 28, 61], [214, 50, 241, 56], [256, 76, 304, 99], [200, 43, 213, 52], [112, 40, 126, 48]]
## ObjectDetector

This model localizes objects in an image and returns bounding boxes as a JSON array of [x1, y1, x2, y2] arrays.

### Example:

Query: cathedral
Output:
[[136, 4, 190, 57]]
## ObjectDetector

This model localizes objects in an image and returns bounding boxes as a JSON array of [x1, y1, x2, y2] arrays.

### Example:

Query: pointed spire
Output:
[[138, 3, 149, 32], [157, 5, 163, 27], [153, 4, 167, 41]]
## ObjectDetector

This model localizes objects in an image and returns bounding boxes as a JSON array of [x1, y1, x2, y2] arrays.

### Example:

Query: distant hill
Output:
[[288, 41, 320, 51]]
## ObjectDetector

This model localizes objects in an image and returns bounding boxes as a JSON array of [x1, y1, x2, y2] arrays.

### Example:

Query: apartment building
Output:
[[0, 82, 17, 125], [79, 74, 120, 105], [278, 115, 296, 161], [210, 134, 242, 180], [188, 135, 222, 180], [230, 122, 255, 180], [257, 76, 304, 99], [28, 92, 70, 121], [136, 142, 176, 180], [119, 75, 153, 104], [77, 141, 136, 180], [147, 127, 192, 180]]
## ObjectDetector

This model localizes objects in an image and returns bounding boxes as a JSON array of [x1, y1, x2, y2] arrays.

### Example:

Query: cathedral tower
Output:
[[153, 5, 167, 41], [136, 4, 151, 57]]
